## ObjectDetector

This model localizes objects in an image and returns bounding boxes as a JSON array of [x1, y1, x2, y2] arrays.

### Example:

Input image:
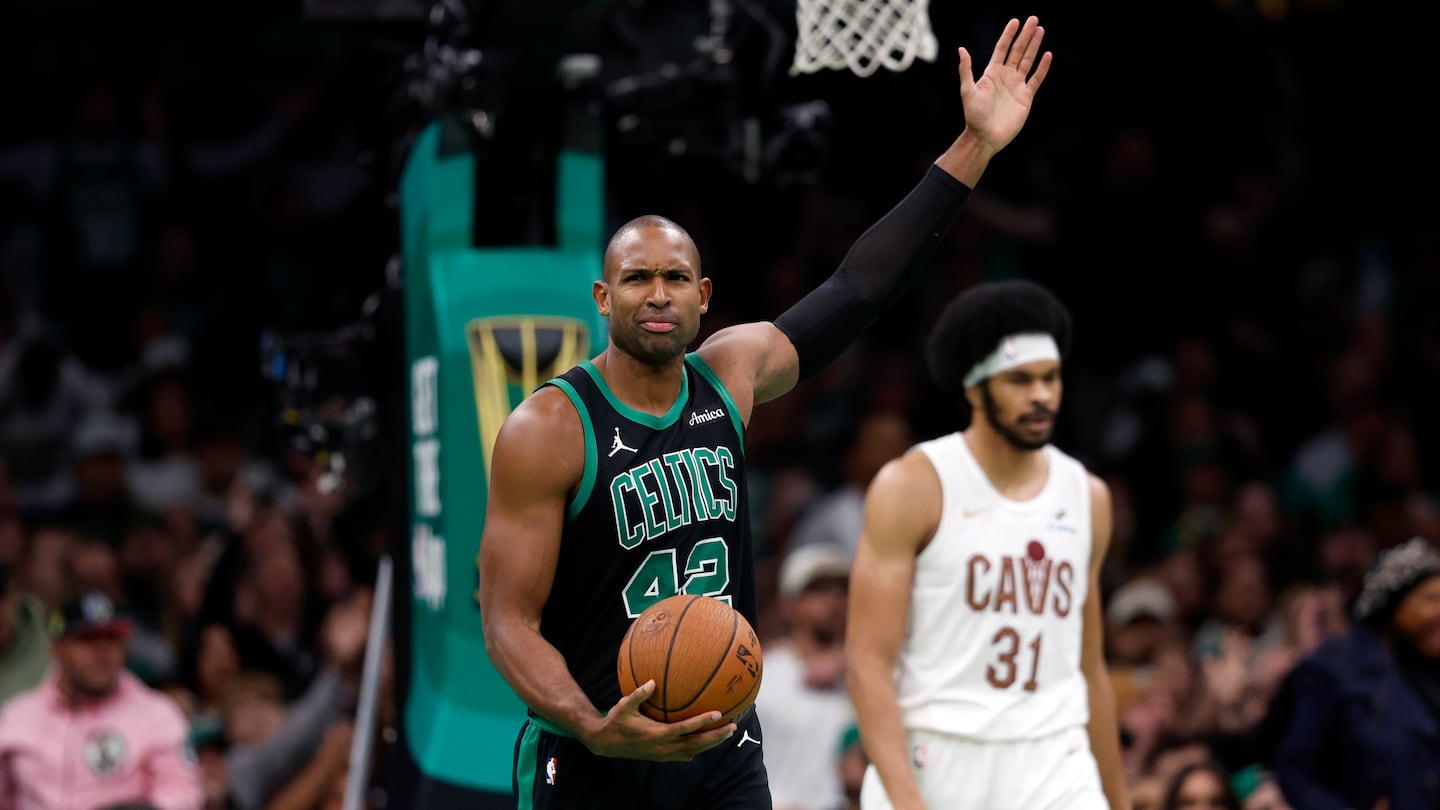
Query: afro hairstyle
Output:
[[925, 279, 1073, 396]]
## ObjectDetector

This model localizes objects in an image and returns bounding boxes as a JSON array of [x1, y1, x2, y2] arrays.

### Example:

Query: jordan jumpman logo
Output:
[[609, 427, 638, 458]]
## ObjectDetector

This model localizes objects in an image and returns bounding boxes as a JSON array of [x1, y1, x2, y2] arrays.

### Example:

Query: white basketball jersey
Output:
[[896, 433, 1093, 741]]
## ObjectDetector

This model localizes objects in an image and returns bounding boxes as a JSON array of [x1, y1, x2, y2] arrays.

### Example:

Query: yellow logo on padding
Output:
[[467, 317, 590, 476]]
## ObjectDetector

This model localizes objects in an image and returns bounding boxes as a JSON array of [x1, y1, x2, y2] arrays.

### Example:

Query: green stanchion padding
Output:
[[402, 117, 607, 791]]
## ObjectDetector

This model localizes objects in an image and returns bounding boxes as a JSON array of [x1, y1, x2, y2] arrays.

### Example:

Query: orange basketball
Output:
[[616, 593, 763, 727]]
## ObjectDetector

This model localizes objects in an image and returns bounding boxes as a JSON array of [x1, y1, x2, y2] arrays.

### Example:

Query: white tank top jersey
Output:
[[897, 432, 1094, 741]]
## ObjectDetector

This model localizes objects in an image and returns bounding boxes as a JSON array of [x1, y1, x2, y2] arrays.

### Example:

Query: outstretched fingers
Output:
[[1016, 20, 1045, 77], [1028, 50, 1053, 90], [1005, 16, 1040, 70], [988, 17, 1020, 71]]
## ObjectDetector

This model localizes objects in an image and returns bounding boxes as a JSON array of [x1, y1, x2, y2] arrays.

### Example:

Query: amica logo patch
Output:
[[689, 407, 725, 426]]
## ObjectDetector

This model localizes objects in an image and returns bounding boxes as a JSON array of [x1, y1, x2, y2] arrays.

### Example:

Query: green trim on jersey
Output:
[[515, 721, 541, 809], [685, 353, 745, 448], [578, 359, 690, 428], [550, 378, 598, 520]]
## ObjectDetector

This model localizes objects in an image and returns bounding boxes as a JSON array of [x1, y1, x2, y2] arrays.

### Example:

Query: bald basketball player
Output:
[[477, 17, 1053, 809]]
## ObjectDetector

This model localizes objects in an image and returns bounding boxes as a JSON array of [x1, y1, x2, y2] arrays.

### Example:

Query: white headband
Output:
[[962, 333, 1060, 388]]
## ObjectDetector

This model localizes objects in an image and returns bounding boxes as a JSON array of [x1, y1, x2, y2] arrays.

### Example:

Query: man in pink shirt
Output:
[[0, 591, 202, 810]]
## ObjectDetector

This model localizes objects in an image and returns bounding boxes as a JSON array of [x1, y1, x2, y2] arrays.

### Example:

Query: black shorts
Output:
[[512, 709, 770, 809]]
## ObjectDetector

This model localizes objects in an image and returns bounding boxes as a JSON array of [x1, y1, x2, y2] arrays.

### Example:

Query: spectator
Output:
[[15, 522, 74, 611], [0, 561, 50, 705], [1233, 767, 1291, 810], [230, 519, 322, 700], [60, 409, 145, 547], [1147, 735, 1213, 798], [0, 339, 107, 514], [1192, 553, 1284, 665], [1107, 577, 1182, 671], [1130, 774, 1165, 810], [187, 623, 242, 724], [1275, 536, 1440, 810], [758, 542, 854, 810], [0, 590, 201, 809], [117, 519, 184, 684], [1163, 760, 1241, 810], [125, 370, 202, 514], [215, 588, 370, 810], [788, 409, 911, 562]]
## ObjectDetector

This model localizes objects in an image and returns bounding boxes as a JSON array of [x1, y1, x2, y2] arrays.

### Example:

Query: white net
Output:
[[791, 0, 938, 78]]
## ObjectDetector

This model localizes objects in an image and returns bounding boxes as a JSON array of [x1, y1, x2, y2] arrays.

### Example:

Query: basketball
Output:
[[616, 594, 763, 726]]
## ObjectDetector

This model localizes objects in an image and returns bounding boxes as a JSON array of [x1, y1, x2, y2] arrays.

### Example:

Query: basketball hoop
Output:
[[790, 0, 938, 78]]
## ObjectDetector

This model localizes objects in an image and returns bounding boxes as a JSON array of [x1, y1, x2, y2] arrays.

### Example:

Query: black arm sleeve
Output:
[[773, 164, 971, 380]]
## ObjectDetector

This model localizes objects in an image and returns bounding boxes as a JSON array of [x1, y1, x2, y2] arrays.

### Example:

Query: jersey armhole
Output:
[[913, 442, 949, 559], [545, 379, 597, 520], [685, 353, 746, 447]]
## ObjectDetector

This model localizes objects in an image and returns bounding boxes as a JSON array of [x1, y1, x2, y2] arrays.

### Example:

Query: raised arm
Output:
[[845, 450, 942, 810], [697, 16, 1052, 407], [1082, 475, 1130, 810], [476, 388, 734, 760]]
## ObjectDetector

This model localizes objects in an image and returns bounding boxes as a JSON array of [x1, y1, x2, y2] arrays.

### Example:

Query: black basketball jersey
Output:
[[539, 353, 756, 711]]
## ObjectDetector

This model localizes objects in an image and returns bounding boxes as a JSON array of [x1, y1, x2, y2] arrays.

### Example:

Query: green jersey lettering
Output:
[[610, 472, 645, 550], [609, 446, 739, 549], [661, 451, 694, 526], [634, 463, 666, 541], [713, 446, 738, 522]]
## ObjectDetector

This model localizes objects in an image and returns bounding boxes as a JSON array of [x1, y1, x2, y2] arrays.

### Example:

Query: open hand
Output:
[[582, 680, 737, 762], [959, 15, 1052, 154]]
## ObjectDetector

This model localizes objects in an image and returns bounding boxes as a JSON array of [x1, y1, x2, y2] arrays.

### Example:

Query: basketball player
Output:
[[476, 16, 1053, 810], [845, 280, 1129, 810]]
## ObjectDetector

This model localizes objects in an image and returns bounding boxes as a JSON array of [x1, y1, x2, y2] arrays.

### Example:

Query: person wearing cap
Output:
[[1274, 536, 1440, 810], [0, 562, 52, 706], [757, 543, 856, 810], [845, 280, 1127, 810], [0, 590, 202, 809], [1102, 577, 1182, 777]]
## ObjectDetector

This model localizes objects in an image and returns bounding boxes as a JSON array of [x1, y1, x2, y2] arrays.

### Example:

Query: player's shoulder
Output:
[[491, 385, 586, 481], [862, 446, 942, 549], [1043, 445, 1106, 495], [870, 445, 941, 501], [1084, 470, 1111, 506], [504, 383, 584, 438], [694, 324, 773, 376]]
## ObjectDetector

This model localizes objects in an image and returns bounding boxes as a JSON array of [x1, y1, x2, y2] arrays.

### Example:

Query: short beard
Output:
[[610, 325, 693, 366], [980, 384, 1050, 452]]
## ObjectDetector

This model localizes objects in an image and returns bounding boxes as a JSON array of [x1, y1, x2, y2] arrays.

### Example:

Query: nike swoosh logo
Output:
[[962, 505, 992, 518]]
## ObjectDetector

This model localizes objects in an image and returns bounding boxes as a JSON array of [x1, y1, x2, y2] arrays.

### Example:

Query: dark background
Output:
[[2, 0, 1438, 806]]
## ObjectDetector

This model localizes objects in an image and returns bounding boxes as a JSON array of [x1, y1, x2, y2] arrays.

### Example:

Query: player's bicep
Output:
[[696, 322, 799, 408], [477, 392, 582, 629], [847, 453, 940, 666], [1086, 474, 1113, 578], [1079, 569, 1107, 676]]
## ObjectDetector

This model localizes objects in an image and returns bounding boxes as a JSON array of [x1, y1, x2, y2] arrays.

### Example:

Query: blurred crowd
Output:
[[1, 1, 1439, 809], [0, 3, 399, 808]]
